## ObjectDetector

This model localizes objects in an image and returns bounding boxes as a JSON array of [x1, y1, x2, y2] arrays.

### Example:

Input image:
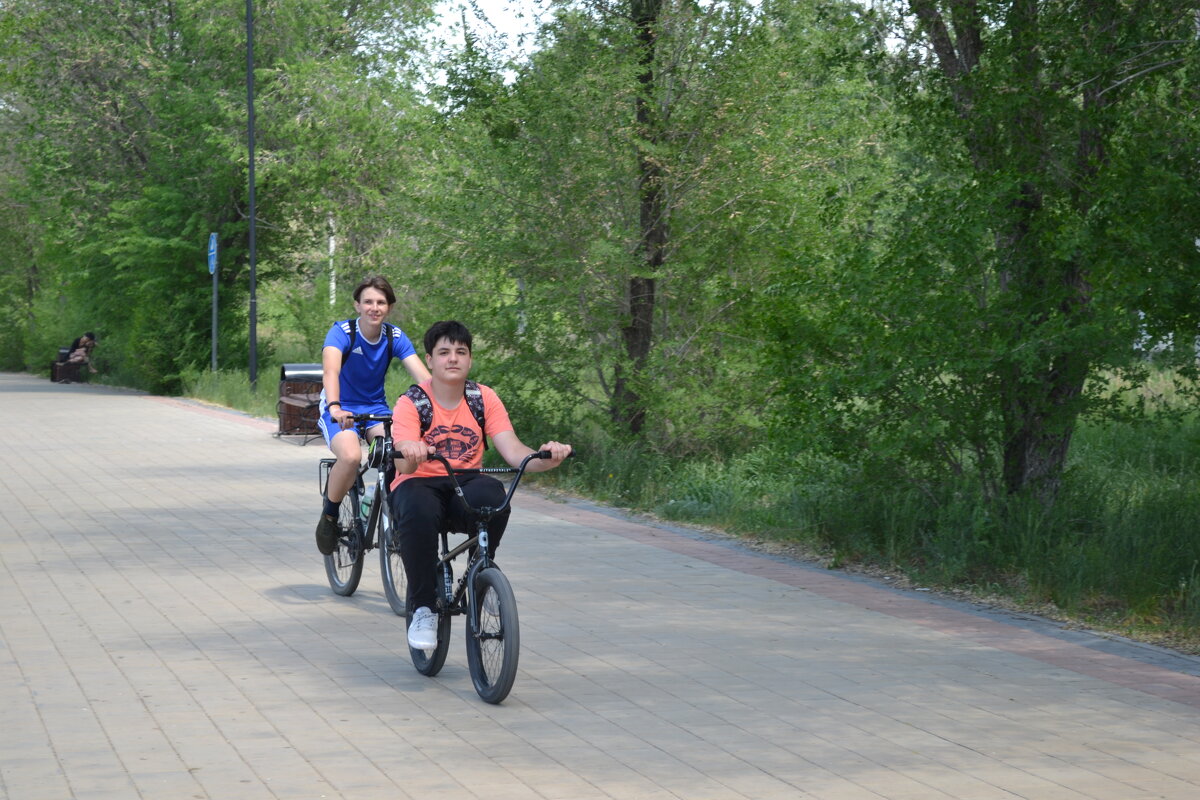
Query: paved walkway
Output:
[[2, 371, 1200, 800]]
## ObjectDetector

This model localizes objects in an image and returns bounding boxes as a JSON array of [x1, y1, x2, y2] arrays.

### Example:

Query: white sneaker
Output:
[[408, 606, 438, 651]]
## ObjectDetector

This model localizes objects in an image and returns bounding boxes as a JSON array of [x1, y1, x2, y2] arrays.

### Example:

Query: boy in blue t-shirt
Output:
[[315, 275, 430, 555]]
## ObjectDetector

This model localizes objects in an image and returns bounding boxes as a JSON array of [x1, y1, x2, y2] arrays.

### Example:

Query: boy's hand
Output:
[[538, 441, 572, 467], [396, 441, 434, 464]]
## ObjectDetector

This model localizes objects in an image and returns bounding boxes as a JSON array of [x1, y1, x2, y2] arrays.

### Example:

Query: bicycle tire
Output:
[[324, 485, 365, 596], [379, 498, 407, 616], [465, 567, 519, 704]]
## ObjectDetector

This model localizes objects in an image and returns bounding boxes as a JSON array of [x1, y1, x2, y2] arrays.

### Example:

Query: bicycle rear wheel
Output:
[[379, 499, 407, 616], [324, 485, 365, 596], [465, 567, 519, 704]]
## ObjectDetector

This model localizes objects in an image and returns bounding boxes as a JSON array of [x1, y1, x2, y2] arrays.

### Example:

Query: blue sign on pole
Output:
[[209, 233, 219, 370]]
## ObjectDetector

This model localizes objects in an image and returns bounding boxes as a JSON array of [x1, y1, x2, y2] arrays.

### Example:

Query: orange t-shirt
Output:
[[390, 380, 513, 488]]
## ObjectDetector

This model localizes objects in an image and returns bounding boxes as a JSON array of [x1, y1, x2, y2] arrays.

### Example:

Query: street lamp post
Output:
[[246, 0, 258, 390]]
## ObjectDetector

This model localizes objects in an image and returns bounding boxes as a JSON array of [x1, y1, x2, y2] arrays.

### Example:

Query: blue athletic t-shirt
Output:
[[322, 320, 417, 408]]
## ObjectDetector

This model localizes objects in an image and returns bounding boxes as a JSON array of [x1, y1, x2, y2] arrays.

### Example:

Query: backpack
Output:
[[341, 318, 397, 375], [403, 381, 488, 451]]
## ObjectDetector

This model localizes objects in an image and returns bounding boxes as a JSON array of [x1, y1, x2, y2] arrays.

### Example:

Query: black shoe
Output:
[[315, 513, 339, 555]]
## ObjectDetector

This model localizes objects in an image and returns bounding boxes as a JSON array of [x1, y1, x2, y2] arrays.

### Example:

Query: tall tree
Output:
[[617, 0, 665, 434], [758, 0, 1200, 505], [898, 0, 1200, 498], [410, 0, 781, 445]]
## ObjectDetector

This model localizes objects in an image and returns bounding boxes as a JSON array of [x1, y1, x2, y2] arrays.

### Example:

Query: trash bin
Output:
[[276, 363, 323, 442], [51, 360, 84, 382], [51, 347, 84, 382]]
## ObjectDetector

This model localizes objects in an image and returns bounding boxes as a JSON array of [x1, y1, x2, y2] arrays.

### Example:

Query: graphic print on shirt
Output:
[[426, 424, 482, 462]]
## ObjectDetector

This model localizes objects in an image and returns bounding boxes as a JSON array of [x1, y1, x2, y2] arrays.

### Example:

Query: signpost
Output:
[[208, 233, 218, 371]]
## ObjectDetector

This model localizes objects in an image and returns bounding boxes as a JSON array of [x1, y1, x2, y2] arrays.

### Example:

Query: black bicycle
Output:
[[317, 413, 407, 613], [407, 450, 561, 704]]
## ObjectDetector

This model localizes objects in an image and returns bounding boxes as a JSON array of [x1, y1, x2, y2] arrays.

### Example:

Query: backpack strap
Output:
[[463, 380, 487, 450], [340, 318, 358, 367], [403, 384, 434, 438], [403, 381, 489, 451], [380, 322, 395, 373]]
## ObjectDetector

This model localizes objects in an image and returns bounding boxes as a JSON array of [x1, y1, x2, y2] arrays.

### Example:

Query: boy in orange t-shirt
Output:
[[390, 320, 572, 651]]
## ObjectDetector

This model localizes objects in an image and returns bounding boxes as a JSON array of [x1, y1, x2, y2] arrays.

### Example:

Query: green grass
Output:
[[181, 367, 281, 419]]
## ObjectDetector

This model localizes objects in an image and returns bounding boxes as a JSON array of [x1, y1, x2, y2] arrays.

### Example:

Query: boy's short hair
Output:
[[352, 275, 396, 305], [423, 320, 472, 355]]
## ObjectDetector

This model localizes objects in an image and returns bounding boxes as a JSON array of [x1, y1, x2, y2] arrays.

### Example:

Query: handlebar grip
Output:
[[535, 449, 574, 459]]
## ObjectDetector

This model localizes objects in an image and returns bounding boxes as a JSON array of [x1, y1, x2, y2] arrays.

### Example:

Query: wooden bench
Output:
[[276, 363, 323, 444]]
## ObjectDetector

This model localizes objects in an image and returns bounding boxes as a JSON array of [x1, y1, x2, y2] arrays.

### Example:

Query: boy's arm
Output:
[[321, 345, 353, 428], [400, 353, 431, 383], [390, 328, 430, 383], [491, 430, 572, 472]]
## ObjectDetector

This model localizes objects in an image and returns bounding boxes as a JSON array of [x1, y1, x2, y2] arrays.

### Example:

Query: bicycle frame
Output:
[[318, 413, 395, 598], [426, 451, 548, 630], [346, 413, 394, 548]]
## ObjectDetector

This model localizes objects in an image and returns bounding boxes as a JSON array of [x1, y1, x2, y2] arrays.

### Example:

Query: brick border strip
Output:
[[145, 395, 278, 432]]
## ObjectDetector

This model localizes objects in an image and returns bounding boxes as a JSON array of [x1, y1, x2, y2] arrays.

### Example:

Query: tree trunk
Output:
[[614, 276, 656, 433], [613, 0, 666, 435], [913, 0, 1107, 503], [998, 0, 1108, 500], [1000, 332, 1090, 499]]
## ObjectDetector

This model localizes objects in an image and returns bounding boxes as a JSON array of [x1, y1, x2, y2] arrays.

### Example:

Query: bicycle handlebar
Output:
[[349, 413, 394, 424], [424, 449, 573, 519], [439, 449, 571, 474], [427, 449, 567, 475]]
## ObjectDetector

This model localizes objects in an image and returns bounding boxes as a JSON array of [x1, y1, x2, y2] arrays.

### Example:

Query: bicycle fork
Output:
[[438, 522, 495, 637]]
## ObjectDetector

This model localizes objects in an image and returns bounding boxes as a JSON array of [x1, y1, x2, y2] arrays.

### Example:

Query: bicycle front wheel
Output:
[[465, 567, 520, 704], [379, 499, 407, 616], [408, 605, 451, 677], [324, 486, 365, 596]]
